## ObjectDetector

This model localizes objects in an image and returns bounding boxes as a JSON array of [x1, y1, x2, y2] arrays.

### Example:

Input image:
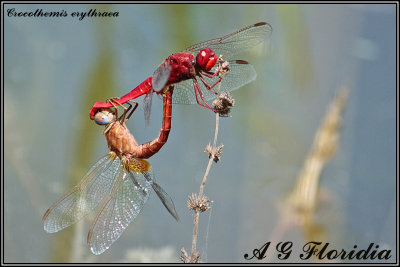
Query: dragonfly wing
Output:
[[152, 61, 172, 92], [87, 160, 151, 255], [183, 22, 272, 61], [142, 170, 179, 221], [210, 60, 257, 97], [43, 154, 118, 233], [171, 60, 256, 105], [144, 61, 172, 125], [151, 182, 179, 221], [143, 93, 153, 127], [170, 79, 200, 105]]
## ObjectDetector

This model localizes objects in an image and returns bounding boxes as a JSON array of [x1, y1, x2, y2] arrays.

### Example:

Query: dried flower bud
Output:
[[212, 92, 235, 116], [187, 193, 211, 212]]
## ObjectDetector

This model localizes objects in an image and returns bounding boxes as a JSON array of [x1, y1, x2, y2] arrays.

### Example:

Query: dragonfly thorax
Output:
[[105, 121, 139, 158], [166, 53, 196, 84]]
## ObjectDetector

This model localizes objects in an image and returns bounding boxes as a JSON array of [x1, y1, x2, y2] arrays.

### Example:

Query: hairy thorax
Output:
[[166, 52, 196, 84], [105, 121, 138, 157]]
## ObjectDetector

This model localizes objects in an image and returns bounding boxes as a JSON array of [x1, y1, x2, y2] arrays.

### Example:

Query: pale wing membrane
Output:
[[88, 165, 151, 255], [172, 60, 256, 105], [43, 155, 119, 233], [183, 22, 272, 61], [142, 171, 179, 221], [143, 94, 153, 127]]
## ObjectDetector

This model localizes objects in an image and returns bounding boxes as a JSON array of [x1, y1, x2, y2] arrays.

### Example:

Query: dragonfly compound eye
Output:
[[94, 110, 114, 125], [196, 48, 211, 68], [196, 48, 218, 71]]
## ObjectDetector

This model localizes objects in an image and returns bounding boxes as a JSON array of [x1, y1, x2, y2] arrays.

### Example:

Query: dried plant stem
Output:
[[181, 90, 232, 263], [191, 112, 219, 259], [213, 113, 220, 147], [191, 209, 200, 259], [198, 153, 214, 198], [200, 113, 219, 196]]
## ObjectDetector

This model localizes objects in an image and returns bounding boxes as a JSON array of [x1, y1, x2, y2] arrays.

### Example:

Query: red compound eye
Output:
[[196, 48, 217, 71]]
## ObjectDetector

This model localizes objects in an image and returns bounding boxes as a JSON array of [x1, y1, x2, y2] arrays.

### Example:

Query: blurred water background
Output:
[[4, 3, 396, 263]]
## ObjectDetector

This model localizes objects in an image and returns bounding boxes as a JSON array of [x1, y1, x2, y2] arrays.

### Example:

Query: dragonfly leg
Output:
[[200, 70, 218, 79], [107, 98, 127, 109], [107, 99, 136, 122], [107, 98, 130, 119], [198, 58, 230, 94], [119, 102, 132, 122], [198, 74, 223, 95], [193, 79, 215, 111], [125, 101, 139, 121]]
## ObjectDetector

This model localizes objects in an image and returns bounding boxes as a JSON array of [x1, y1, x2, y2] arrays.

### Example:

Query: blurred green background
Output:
[[4, 3, 396, 263]]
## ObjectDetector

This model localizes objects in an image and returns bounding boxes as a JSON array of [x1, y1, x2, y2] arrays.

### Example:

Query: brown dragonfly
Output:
[[43, 87, 178, 255]]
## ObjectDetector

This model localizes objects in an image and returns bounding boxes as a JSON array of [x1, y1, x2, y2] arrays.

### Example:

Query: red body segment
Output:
[[89, 77, 153, 119], [133, 87, 173, 158], [104, 87, 173, 159], [89, 51, 198, 120], [164, 52, 196, 84], [89, 22, 272, 119], [88, 50, 209, 120]]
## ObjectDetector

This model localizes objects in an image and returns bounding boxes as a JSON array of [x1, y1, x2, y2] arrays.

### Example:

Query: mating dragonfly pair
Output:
[[43, 22, 272, 255]]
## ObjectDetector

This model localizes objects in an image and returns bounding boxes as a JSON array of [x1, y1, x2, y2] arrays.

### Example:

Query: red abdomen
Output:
[[89, 77, 153, 119]]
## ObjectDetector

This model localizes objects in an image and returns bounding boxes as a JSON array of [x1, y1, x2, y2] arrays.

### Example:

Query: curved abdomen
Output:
[[133, 87, 173, 159]]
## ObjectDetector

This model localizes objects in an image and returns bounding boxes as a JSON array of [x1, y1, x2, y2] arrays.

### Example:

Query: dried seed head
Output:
[[212, 92, 235, 116], [180, 248, 189, 263], [191, 252, 201, 263], [213, 144, 224, 163], [187, 193, 211, 212], [221, 60, 230, 71], [215, 58, 230, 77], [180, 248, 201, 263], [204, 143, 213, 158], [205, 143, 224, 163]]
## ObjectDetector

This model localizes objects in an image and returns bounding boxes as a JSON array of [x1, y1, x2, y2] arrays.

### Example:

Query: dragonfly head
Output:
[[196, 48, 218, 71], [94, 109, 116, 125]]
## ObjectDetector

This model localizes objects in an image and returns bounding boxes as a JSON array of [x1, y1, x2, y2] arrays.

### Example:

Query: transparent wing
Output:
[[172, 60, 257, 105], [143, 94, 153, 127], [183, 22, 272, 60], [87, 160, 152, 255], [142, 171, 179, 221], [43, 154, 119, 233]]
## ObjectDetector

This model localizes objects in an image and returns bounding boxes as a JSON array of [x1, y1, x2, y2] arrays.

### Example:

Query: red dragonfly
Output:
[[89, 22, 272, 122], [43, 87, 178, 255]]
